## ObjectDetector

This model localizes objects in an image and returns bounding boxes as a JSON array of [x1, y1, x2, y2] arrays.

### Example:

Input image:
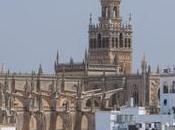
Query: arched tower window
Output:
[[104, 6, 108, 18], [113, 7, 118, 17], [125, 38, 127, 47], [128, 38, 131, 48], [89, 39, 94, 49], [102, 38, 105, 48], [112, 38, 115, 48], [119, 33, 123, 48], [97, 34, 102, 48], [102, 7, 108, 18], [105, 37, 109, 48], [102, 7, 105, 17], [94, 39, 97, 48], [116, 38, 118, 48]]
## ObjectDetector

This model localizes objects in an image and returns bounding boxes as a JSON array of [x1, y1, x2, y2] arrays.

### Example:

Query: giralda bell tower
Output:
[[88, 0, 133, 74]]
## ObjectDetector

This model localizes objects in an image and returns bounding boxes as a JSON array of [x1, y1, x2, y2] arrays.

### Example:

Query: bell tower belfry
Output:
[[100, 0, 121, 28], [88, 0, 133, 74]]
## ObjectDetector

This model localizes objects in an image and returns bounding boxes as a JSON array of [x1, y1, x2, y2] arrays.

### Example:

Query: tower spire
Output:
[[89, 13, 92, 26], [129, 13, 132, 25], [54, 50, 59, 73], [56, 50, 59, 65], [141, 53, 148, 74], [157, 65, 160, 74], [38, 64, 43, 75], [84, 48, 89, 65]]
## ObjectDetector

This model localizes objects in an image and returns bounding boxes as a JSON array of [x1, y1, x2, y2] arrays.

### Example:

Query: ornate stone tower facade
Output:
[[88, 0, 133, 74]]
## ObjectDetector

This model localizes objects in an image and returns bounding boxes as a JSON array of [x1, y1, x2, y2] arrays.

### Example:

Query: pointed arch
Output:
[[116, 38, 119, 48], [56, 116, 63, 130], [81, 115, 88, 130], [42, 98, 50, 109], [30, 116, 37, 130], [113, 7, 118, 17], [104, 6, 108, 17], [86, 98, 100, 108], [14, 97, 24, 108], [86, 99, 91, 107]]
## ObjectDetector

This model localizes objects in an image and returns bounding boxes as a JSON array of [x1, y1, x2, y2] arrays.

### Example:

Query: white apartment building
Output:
[[95, 69, 175, 130]]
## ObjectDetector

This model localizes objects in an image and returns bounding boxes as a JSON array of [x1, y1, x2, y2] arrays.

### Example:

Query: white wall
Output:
[[95, 111, 111, 130], [120, 106, 146, 115], [160, 74, 175, 114], [0, 127, 16, 130]]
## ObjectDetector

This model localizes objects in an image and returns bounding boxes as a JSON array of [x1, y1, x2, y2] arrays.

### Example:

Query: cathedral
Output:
[[0, 0, 161, 130]]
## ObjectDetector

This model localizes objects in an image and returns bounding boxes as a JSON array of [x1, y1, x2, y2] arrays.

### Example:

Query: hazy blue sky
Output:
[[0, 0, 175, 73]]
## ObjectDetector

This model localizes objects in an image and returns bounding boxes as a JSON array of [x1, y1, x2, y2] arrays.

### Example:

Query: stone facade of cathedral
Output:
[[0, 0, 161, 130]]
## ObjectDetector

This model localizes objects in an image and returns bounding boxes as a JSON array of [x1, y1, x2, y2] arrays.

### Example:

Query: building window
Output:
[[89, 39, 93, 49], [102, 7, 106, 17], [132, 86, 139, 106], [94, 39, 97, 48], [102, 38, 105, 48], [173, 107, 175, 114], [112, 38, 115, 48], [128, 39, 131, 48], [97, 34, 102, 48], [113, 7, 118, 17], [164, 99, 167, 106], [116, 38, 118, 48], [125, 38, 127, 47], [163, 85, 169, 93], [105, 7, 108, 17], [172, 81, 175, 93], [158, 88, 160, 101], [119, 33, 123, 48], [105, 37, 109, 48]]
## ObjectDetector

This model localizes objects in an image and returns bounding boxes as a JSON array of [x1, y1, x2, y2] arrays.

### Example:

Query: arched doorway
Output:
[[56, 116, 63, 130], [30, 116, 37, 130], [81, 115, 88, 130]]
